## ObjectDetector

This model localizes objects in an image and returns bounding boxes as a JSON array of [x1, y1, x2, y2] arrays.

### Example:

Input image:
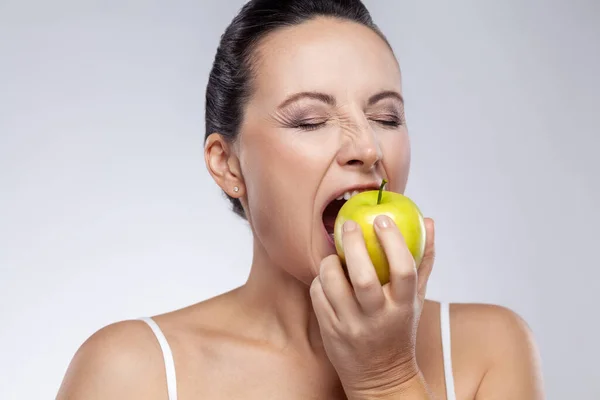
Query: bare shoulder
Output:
[[56, 319, 167, 400], [55, 293, 237, 400], [450, 302, 536, 342], [449, 302, 545, 399]]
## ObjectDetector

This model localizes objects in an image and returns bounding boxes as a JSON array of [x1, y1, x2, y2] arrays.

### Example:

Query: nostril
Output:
[[347, 159, 363, 166]]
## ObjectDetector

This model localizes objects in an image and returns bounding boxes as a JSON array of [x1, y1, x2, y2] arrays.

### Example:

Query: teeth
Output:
[[338, 189, 364, 201]]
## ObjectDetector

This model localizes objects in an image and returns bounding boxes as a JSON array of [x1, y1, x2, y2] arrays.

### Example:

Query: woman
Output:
[[57, 1, 544, 399]]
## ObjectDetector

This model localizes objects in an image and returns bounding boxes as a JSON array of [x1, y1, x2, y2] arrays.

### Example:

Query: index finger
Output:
[[373, 215, 418, 303], [341, 219, 385, 314]]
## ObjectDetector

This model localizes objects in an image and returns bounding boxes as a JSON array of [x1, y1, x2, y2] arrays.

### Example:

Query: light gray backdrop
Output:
[[1, 1, 598, 399]]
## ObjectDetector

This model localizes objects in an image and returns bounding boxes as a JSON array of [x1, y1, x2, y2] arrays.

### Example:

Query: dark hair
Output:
[[204, 0, 389, 218]]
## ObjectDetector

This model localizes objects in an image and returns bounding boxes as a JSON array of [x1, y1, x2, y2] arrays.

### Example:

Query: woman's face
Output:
[[235, 17, 410, 284]]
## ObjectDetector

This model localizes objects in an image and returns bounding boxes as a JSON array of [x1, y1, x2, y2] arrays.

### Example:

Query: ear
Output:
[[204, 133, 244, 198]]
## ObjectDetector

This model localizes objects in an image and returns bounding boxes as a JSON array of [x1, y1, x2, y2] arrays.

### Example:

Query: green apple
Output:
[[333, 179, 426, 285]]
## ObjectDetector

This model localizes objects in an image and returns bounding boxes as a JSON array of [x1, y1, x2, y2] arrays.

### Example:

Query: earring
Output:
[[233, 186, 239, 193]]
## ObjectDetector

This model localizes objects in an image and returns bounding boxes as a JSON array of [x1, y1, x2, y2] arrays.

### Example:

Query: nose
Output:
[[336, 124, 383, 172]]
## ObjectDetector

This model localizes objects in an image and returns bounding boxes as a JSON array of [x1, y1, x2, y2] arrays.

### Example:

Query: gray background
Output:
[[1, 0, 598, 398]]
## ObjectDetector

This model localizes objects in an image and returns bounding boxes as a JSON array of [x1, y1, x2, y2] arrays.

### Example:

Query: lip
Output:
[[319, 181, 384, 215], [323, 224, 336, 248]]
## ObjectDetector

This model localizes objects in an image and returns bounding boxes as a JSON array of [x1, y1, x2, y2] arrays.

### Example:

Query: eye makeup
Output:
[[275, 102, 332, 131], [366, 100, 406, 128], [274, 97, 405, 132]]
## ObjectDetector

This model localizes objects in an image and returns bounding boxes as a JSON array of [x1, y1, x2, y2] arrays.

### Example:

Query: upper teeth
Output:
[[337, 189, 365, 201]]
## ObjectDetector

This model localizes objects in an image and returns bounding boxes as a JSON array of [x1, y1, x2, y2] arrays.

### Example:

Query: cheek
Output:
[[240, 135, 329, 267], [242, 132, 333, 210], [243, 140, 320, 213], [381, 131, 411, 192]]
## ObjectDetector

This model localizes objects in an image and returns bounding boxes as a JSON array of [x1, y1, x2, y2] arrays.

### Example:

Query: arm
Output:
[[56, 320, 167, 400]]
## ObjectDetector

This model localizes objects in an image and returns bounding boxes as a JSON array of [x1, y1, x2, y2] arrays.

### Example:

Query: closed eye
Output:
[[373, 118, 402, 128], [295, 121, 327, 131], [292, 117, 402, 131]]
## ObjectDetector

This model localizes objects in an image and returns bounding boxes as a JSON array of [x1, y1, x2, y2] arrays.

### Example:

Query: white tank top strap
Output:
[[139, 317, 178, 400], [439, 302, 456, 400]]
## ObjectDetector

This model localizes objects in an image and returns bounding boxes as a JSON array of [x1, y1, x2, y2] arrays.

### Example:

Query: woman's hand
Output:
[[310, 215, 436, 399]]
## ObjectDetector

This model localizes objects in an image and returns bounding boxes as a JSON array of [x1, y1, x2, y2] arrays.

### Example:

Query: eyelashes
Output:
[[291, 116, 404, 132], [277, 102, 405, 132], [293, 120, 327, 131], [373, 118, 403, 128]]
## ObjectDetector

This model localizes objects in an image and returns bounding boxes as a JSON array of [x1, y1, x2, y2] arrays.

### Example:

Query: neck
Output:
[[234, 237, 326, 357]]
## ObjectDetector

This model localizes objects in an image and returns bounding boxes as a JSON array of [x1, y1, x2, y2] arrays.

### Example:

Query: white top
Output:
[[139, 302, 456, 400]]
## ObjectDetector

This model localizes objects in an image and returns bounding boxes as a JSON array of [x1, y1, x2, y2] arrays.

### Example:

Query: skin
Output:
[[57, 17, 545, 400]]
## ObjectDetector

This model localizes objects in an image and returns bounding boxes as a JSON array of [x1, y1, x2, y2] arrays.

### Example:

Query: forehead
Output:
[[250, 17, 402, 107]]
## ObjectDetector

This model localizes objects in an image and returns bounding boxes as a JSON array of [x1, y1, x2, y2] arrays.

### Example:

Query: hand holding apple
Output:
[[310, 209, 436, 398], [310, 180, 435, 398], [310, 208, 434, 400]]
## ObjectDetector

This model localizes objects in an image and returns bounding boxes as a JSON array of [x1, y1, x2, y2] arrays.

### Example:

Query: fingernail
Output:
[[343, 220, 357, 232], [375, 215, 390, 228]]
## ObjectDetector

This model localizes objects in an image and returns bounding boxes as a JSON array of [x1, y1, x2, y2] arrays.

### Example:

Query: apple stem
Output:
[[377, 179, 388, 205]]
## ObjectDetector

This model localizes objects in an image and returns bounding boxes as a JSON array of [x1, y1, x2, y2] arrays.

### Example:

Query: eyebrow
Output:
[[277, 90, 404, 110], [367, 90, 404, 106], [277, 92, 336, 109]]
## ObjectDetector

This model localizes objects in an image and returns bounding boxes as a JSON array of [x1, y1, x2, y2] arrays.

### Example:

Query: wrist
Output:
[[345, 369, 432, 400]]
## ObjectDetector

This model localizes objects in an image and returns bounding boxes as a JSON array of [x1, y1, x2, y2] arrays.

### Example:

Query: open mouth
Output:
[[322, 198, 345, 244], [321, 188, 374, 245]]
